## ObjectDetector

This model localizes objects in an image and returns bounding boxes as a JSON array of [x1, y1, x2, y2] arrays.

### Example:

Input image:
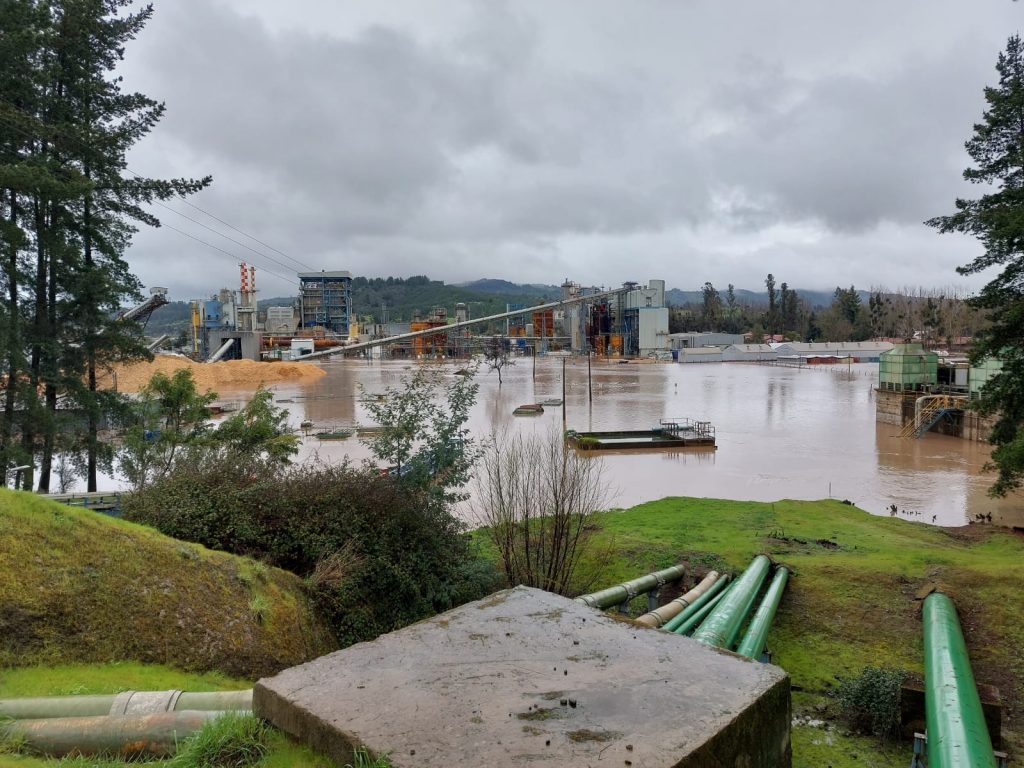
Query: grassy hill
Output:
[[0, 489, 335, 678]]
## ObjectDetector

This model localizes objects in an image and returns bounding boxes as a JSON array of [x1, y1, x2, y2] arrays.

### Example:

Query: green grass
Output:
[[0, 488, 334, 678], [0, 663, 250, 699], [167, 712, 269, 767], [556, 497, 1024, 766]]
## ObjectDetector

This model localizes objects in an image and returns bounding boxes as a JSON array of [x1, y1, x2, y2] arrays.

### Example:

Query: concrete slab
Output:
[[255, 586, 791, 767]]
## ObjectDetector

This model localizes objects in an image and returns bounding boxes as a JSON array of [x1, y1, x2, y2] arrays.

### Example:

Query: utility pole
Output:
[[587, 349, 592, 403], [562, 357, 567, 428]]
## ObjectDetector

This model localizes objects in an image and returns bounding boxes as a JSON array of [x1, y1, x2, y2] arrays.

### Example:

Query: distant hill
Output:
[[455, 278, 562, 299]]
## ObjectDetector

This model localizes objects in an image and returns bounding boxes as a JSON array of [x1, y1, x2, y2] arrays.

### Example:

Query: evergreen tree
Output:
[[765, 273, 778, 335], [927, 34, 1024, 496], [701, 281, 722, 330], [0, 1, 210, 490]]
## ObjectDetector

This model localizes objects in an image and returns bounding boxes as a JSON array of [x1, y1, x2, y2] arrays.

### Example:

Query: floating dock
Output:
[[566, 418, 716, 451]]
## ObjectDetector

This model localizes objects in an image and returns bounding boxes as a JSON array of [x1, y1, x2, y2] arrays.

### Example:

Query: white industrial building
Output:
[[668, 332, 745, 350], [623, 280, 669, 356], [677, 347, 725, 363], [772, 341, 893, 361], [721, 344, 778, 362]]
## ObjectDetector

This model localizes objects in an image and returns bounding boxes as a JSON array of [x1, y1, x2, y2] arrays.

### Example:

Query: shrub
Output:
[[836, 666, 907, 740], [474, 426, 612, 595], [124, 455, 500, 647]]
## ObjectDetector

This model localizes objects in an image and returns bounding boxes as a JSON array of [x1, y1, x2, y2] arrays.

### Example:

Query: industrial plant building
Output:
[[299, 271, 352, 336]]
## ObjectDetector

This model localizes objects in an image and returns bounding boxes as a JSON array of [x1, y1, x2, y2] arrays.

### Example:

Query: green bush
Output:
[[836, 666, 907, 740], [123, 454, 501, 646]]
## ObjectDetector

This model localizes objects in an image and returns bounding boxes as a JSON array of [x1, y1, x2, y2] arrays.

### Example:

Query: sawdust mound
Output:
[[101, 355, 326, 393]]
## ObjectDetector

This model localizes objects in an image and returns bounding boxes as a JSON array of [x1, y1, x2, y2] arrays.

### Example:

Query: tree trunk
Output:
[[1, 189, 22, 487], [84, 187, 97, 492]]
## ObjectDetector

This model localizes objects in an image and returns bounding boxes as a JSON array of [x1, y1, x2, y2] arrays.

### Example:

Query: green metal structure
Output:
[[969, 357, 1003, 400], [923, 592, 997, 768], [878, 343, 938, 392]]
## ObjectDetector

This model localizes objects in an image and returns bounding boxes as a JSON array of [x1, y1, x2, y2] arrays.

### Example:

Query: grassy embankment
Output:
[[559, 497, 1024, 767], [0, 488, 340, 767], [0, 488, 334, 677]]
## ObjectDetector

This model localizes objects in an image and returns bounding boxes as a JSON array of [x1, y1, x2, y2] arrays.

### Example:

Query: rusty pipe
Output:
[[0, 710, 223, 758], [635, 570, 720, 628]]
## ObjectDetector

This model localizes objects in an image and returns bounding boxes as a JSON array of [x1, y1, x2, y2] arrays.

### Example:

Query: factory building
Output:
[[622, 280, 669, 357], [299, 270, 352, 336]]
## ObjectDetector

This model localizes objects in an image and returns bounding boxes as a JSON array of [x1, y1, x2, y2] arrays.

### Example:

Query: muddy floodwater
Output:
[[250, 357, 1022, 528]]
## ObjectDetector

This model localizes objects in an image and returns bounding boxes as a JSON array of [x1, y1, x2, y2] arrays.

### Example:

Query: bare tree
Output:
[[482, 336, 514, 384], [473, 426, 613, 595]]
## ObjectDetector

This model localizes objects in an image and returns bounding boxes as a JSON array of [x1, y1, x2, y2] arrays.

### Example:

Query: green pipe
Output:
[[662, 573, 731, 632], [923, 592, 997, 768], [691, 554, 772, 649], [672, 580, 736, 636], [0, 710, 223, 757], [735, 566, 789, 659], [575, 564, 687, 609], [0, 690, 252, 720]]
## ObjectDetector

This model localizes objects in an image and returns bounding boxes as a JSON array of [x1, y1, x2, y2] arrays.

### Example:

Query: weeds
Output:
[[0, 718, 27, 755], [169, 712, 269, 768], [345, 746, 392, 768], [248, 595, 270, 624]]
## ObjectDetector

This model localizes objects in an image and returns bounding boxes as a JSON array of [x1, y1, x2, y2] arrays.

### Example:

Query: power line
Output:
[[158, 222, 298, 286], [0, 99, 313, 278], [147, 197, 311, 276]]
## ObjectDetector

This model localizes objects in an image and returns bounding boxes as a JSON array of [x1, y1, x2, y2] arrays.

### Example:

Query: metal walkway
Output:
[[900, 394, 968, 439]]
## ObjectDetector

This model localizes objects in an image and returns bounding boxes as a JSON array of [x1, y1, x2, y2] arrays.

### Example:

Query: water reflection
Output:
[[257, 358, 1022, 528]]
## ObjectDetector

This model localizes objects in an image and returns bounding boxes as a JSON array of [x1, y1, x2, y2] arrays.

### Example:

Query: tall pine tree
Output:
[[928, 34, 1024, 496], [0, 1, 210, 490]]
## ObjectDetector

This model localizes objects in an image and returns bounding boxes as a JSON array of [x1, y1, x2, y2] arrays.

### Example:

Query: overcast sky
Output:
[[120, 1, 1021, 301]]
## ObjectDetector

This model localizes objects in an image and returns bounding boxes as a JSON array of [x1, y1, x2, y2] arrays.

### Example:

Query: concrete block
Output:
[[255, 586, 790, 767]]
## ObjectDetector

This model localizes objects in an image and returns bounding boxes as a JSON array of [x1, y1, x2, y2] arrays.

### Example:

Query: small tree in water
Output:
[[360, 365, 479, 497], [483, 336, 514, 384], [474, 425, 614, 595]]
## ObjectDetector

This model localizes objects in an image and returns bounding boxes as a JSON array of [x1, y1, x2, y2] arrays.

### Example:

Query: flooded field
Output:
[[254, 357, 1022, 529]]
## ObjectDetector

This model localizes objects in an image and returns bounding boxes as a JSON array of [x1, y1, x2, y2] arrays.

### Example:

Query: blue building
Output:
[[299, 271, 352, 336]]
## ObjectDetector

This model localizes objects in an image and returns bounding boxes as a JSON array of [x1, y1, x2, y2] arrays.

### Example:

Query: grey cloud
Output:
[[119, 0, 1020, 299]]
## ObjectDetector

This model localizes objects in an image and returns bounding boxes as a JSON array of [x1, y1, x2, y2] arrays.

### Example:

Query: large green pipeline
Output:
[[0, 690, 253, 720], [672, 579, 737, 636], [735, 566, 789, 659], [0, 710, 223, 757], [662, 573, 731, 632], [923, 592, 997, 768], [635, 570, 720, 628], [575, 564, 687, 609], [691, 554, 771, 649]]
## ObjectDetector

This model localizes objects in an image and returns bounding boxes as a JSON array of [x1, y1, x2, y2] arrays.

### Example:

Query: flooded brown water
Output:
[[256, 357, 1021, 528]]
